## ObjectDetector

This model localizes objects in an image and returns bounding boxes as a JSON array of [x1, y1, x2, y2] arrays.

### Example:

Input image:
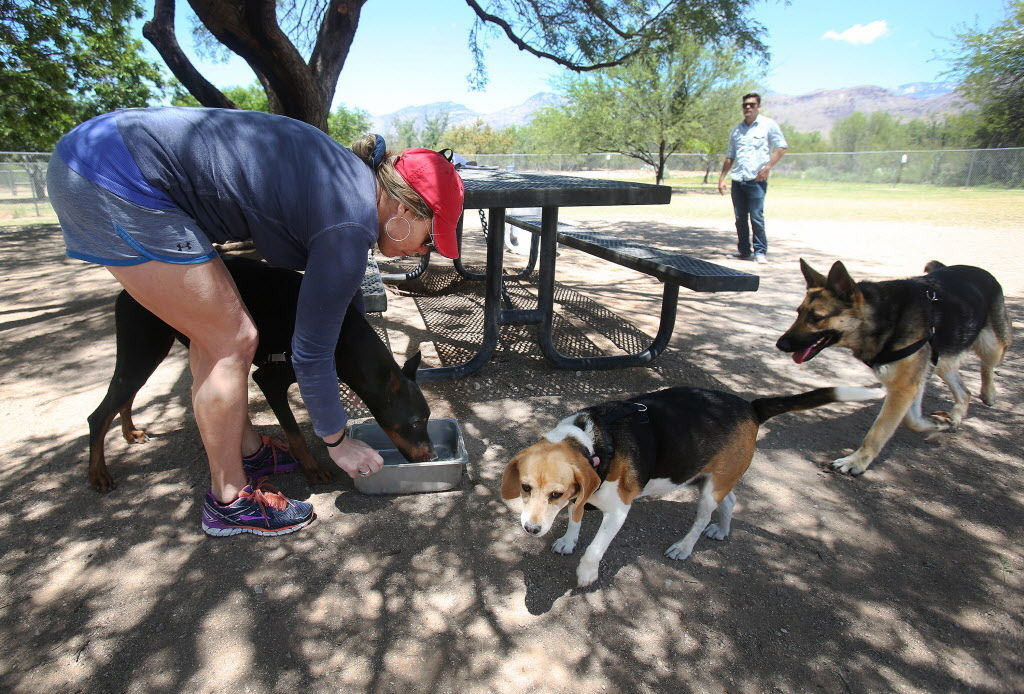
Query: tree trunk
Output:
[[145, 0, 366, 131], [144, 0, 237, 110]]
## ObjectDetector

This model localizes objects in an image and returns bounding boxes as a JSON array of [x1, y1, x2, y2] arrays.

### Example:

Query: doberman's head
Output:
[[371, 351, 435, 462]]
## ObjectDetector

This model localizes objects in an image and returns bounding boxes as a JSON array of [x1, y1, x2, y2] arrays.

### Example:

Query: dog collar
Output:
[[867, 289, 941, 368], [588, 401, 649, 479], [867, 328, 937, 367]]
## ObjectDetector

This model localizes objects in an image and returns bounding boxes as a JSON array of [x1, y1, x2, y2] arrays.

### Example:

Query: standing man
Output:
[[718, 93, 788, 263]]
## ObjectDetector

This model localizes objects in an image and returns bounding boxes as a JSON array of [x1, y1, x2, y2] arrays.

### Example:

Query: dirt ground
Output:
[[0, 203, 1021, 693]]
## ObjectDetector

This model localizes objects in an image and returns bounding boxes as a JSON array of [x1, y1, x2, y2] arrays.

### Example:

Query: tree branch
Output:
[[188, 0, 324, 128], [143, 0, 236, 109], [309, 0, 366, 113], [463, 0, 640, 72]]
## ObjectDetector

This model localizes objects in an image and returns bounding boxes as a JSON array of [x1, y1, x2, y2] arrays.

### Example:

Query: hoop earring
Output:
[[385, 215, 412, 242]]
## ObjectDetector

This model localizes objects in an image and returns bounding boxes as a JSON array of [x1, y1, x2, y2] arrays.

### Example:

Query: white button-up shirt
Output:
[[725, 115, 788, 181]]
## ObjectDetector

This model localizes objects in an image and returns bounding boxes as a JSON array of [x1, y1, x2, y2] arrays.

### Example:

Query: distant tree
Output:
[[144, 0, 766, 132], [172, 82, 269, 111], [419, 111, 452, 150], [514, 107, 586, 154], [443, 120, 517, 154], [0, 0, 165, 151], [328, 105, 372, 146], [778, 123, 828, 153], [380, 111, 455, 150], [556, 38, 751, 183], [944, 0, 1024, 147], [829, 112, 905, 152], [387, 117, 420, 151]]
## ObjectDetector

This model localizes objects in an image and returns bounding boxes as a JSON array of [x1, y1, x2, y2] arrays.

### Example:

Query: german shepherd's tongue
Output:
[[792, 346, 817, 364], [792, 334, 835, 364]]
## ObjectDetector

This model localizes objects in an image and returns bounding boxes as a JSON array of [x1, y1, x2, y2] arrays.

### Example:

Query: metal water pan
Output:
[[349, 417, 467, 494]]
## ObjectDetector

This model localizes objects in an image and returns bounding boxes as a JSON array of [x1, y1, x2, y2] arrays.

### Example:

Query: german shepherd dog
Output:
[[776, 259, 1012, 475]]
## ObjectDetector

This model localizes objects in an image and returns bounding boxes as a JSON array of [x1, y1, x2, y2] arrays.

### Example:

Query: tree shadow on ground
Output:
[[1, 223, 1021, 692]]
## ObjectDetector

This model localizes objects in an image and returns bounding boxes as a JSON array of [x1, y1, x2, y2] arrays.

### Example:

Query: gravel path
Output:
[[0, 214, 1021, 693]]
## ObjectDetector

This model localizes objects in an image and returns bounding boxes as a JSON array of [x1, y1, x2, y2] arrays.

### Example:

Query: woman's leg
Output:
[[106, 256, 259, 503]]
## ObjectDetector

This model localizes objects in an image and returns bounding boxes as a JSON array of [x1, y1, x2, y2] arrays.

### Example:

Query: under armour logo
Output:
[[176, 241, 193, 251]]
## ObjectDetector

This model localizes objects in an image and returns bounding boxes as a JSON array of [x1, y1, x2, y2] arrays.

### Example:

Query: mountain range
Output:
[[370, 82, 965, 136]]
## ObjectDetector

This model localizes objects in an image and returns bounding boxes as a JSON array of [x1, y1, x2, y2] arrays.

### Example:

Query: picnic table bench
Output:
[[501, 212, 759, 369], [361, 252, 387, 314], [505, 214, 759, 293]]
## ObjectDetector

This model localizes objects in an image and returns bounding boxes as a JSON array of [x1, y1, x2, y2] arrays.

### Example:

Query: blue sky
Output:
[[140, 0, 1010, 116]]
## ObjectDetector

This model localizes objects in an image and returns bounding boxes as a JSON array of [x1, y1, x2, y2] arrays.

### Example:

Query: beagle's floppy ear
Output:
[[500, 455, 522, 500], [570, 459, 601, 523]]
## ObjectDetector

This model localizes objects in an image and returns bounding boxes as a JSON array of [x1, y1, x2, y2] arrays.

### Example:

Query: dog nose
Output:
[[523, 522, 541, 535], [776, 336, 791, 351]]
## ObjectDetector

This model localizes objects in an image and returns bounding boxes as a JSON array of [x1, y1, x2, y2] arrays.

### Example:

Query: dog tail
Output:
[[751, 387, 882, 425]]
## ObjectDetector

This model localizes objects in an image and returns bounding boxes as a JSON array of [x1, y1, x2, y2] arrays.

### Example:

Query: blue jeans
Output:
[[731, 180, 768, 256]]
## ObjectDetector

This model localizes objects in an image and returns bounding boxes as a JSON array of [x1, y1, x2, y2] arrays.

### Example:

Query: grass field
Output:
[[1, 176, 1021, 230], [592, 174, 1024, 229]]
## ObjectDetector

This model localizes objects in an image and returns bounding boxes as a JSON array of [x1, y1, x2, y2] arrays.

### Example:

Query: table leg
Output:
[[417, 207, 507, 382]]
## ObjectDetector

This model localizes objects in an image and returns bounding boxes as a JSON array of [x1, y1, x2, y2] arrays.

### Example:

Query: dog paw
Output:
[[981, 387, 996, 407], [552, 537, 577, 554], [704, 523, 729, 541], [576, 561, 599, 587], [664, 541, 694, 561], [832, 455, 869, 476], [89, 472, 116, 493], [928, 411, 956, 430], [125, 430, 149, 444]]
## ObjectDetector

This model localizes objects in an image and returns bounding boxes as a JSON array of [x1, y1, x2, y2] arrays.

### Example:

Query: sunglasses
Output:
[[742, 102, 759, 108], [422, 223, 436, 254]]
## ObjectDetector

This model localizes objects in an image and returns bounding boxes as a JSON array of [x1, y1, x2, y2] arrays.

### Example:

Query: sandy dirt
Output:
[[0, 206, 1021, 693]]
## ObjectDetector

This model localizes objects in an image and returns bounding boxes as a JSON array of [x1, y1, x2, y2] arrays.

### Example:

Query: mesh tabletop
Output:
[[460, 169, 671, 209]]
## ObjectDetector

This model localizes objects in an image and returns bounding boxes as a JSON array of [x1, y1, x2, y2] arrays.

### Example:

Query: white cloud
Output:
[[821, 20, 890, 45]]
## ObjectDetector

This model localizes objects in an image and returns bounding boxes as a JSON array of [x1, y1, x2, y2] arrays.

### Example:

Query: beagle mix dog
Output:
[[502, 385, 880, 587]]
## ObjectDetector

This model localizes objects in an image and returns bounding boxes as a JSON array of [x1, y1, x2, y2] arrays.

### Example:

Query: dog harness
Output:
[[582, 401, 651, 481], [866, 290, 941, 368]]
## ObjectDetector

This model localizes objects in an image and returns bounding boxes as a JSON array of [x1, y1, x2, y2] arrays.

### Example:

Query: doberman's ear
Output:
[[570, 459, 601, 523], [500, 455, 522, 500], [401, 351, 422, 381], [826, 260, 861, 302], [800, 258, 827, 288]]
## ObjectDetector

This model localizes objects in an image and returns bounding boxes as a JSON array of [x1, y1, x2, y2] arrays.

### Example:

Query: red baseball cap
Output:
[[394, 148, 465, 259]]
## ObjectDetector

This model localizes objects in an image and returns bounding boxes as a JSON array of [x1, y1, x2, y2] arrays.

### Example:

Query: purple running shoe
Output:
[[201, 482, 314, 537], [242, 435, 299, 479]]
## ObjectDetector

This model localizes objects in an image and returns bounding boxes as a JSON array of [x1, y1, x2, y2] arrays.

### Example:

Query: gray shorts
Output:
[[47, 156, 218, 266]]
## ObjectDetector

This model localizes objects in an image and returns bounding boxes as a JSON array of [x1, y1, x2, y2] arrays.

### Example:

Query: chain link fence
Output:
[[468, 148, 1024, 188], [0, 152, 53, 219], [2, 145, 1021, 220]]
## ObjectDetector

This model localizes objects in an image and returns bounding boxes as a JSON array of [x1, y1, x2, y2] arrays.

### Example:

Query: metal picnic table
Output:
[[415, 168, 673, 382]]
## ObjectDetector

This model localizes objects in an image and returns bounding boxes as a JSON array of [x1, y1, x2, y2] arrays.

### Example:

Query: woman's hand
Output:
[[326, 436, 384, 478]]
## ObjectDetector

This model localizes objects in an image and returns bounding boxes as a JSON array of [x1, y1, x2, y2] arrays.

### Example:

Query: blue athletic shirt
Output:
[[61, 107, 379, 438]]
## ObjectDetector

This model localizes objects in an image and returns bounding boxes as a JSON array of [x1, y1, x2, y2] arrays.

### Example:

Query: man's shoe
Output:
[[202, 482, 314, 537], [242, 435, 299, 479], [728, 252, 754, 260], [754, 253, 768, 264]]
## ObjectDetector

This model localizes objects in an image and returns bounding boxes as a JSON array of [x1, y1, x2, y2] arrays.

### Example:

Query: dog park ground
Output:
[[1, 179, 1022, 692]]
